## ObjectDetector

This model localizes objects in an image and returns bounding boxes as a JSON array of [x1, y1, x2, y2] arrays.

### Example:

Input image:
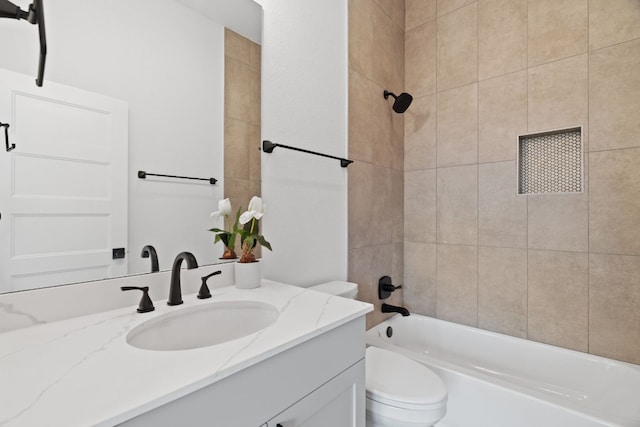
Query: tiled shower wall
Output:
[[348, 0, 406, 328], [403, 0, 640, 364]]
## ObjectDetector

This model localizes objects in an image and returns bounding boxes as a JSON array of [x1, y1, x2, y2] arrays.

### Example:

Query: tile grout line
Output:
[[589, 34, 640, 54], [589, 145, 640, 154], [409, 157, 545, 172], [402, 241, 640, 259], [476, 0, 480, 328], [434, 10, 439, 321], [525, 0, 530, 341], [436, 0, 477, 22], [586, 0, 590, 354]]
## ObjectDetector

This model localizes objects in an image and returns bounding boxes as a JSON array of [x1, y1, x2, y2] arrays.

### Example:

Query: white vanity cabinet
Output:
[[121, 316, 366, 427], [265, 360, 364, 427], [1, 281, 372, 426]]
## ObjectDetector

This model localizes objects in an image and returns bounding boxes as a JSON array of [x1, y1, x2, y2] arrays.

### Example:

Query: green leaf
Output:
[[212, 232, 230, 247], [244, 236, 256, 249], [232, 206, 243, 232], [208, 228, 226, 233], [257, 235, 272, 251]]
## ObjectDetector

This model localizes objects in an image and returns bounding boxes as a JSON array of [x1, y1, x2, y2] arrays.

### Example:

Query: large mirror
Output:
[[0, 0, 262, 293]]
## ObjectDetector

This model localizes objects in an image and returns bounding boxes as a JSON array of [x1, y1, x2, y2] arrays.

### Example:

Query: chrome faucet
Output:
[[167, 251, 198, 306]]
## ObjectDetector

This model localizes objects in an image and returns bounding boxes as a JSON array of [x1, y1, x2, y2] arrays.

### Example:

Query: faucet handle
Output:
[[198, 270, 221, 299], [121, 286, 155, 313], [378, 276, 402, 300]]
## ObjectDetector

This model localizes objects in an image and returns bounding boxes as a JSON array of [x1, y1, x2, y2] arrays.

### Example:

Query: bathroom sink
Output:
[[126, 301, 279, 351]]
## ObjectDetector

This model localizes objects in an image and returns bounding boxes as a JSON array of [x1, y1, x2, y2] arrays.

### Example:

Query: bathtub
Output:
[[366, 314, 640, 427]]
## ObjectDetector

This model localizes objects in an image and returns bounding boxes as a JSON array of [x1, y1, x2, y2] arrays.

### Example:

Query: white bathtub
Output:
[[366, 314, 640, 427]]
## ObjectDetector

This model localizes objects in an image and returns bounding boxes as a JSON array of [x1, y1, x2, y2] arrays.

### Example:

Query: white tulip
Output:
[[239, 196, 265, 225], [210, 198, 232, 218]]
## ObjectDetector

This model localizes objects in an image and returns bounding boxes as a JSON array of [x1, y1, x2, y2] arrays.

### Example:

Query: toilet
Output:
[[365, 346, 447, 426], [308, 281, 448, 426], [308, 280, 359, 299]]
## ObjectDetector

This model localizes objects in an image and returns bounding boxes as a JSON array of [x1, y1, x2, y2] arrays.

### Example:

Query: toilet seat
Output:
[[366, 346, 447, 411]]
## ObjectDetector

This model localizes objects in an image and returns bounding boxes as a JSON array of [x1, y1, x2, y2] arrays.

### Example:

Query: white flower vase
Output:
[[234, 261, 261, 289]]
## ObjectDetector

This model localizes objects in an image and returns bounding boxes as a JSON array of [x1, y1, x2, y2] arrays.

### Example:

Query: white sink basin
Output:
[[126, 301, 279, 351]]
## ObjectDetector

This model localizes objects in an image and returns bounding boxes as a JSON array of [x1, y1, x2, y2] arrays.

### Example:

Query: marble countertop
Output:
[[0, 281, 372, 427]]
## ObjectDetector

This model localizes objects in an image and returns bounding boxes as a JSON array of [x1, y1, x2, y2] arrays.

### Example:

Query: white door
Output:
[[0, 68, 128, 293]]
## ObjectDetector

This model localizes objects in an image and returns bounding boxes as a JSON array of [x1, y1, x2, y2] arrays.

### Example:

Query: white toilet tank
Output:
[[308, 281, 358, 299]]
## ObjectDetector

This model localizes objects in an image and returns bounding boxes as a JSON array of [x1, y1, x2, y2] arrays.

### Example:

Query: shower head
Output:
[[384, 90, 413, 114]]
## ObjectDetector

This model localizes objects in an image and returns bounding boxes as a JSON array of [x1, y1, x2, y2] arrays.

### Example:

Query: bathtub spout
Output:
[[381, 303, 410, 316]]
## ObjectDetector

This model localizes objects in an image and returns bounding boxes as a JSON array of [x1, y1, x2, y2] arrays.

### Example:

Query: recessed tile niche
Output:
[[518, 127, 583, 195]]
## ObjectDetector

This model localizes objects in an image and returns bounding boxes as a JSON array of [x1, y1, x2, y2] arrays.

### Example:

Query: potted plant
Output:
[[208, 198, 241, 259], [235, 196, 272, 288]]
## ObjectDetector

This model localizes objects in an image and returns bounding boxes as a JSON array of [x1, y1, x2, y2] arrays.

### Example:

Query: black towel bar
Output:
[[137, 170, 217, 185], [262, 140, 353, 168]]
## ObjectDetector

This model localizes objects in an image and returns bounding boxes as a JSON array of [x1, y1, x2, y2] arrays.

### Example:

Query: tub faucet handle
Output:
[[378, 276, 402, 300]]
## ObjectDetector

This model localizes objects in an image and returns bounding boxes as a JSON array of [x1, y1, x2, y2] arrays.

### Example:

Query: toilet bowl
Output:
[[308, 281, 448, 426], [365, 346, 447, 426]]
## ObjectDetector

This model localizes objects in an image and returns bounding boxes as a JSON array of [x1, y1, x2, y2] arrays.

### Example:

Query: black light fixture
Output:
[[0, 0, 46, 86], [384, 90, 413, 114]]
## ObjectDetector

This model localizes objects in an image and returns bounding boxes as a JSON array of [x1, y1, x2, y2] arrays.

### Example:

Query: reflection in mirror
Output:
[[0, 0, 261, 293], [224, 28, 261, 257]]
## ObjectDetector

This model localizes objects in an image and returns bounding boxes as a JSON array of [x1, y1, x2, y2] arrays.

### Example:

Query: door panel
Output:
[[0, 68, 128, 292], [267, 361, 365, 427]]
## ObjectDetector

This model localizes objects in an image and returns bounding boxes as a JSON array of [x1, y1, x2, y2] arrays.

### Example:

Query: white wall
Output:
[[256, 0, 349, 286], [0, 0, 225, 274], [175, 0, 262, 44]]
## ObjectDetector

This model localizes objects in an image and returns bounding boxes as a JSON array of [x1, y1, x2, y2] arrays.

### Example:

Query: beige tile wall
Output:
[[402, 0, 640, 364], [224, 29, 261, 255], [478, 246, 527, 337], [349, 0, 406, 329], [436, 3, 478, 90]]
